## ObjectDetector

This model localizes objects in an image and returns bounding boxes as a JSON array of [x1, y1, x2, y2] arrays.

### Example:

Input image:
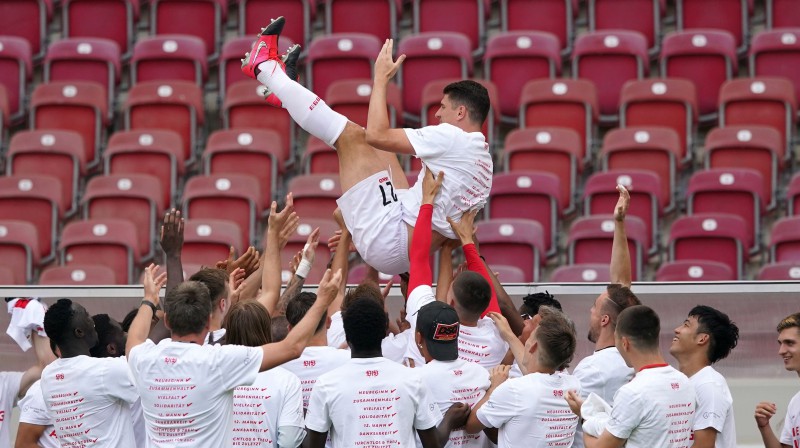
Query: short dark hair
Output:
[[90, 314, 117, 358], [535, 306, 577, 370], [342, 282, 383, 312], [778, 313, 800, 333], [44, 298, 75, 348], [602, 284, 641, 327], [343, 298, 387, 352], [189, 268, 228, 306], [163, 281, 212, 336], [286, 292, 327, 334], [223, 301, 272, 347], [271, 316, 290, 342], [689, 305, 739, 364], [616, 305, 660, 352], [452, 271, 491, 316], [443, 80, 490, 126], [121, 308, 138, 333], [520, 291, 561, 316]]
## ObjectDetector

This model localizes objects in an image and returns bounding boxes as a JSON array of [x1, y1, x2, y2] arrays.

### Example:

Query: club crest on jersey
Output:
[[671, 382, 680, 390], [433, 322, 459, 341]]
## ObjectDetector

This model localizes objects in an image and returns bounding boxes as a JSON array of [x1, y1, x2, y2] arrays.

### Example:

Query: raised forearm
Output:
[[436, 245, 454, 301], [409, 204, 434, 292], [237, 263, 264, 303], [126, 303, 154, 355], [758, 424, 784, 448], [259, 231, 282, 316], [277, 274, 307, 315], [610, 221, 632, 287], [463, 244, 500, 315], [485, 267, 524, 336], [164, 253, 183, 295], [329, 231, 351, 314]]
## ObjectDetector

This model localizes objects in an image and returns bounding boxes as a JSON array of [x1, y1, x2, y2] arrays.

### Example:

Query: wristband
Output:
[[140, 299, 159, 314], [296, 259, 313, 279]]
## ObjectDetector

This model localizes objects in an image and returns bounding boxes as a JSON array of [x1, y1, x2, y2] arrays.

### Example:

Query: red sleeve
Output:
[[408, 204, 433, 295], [463, 243, 500, 317]]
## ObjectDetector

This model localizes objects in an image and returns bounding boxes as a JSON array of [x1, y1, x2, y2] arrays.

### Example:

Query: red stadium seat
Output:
[[669, 213, 749, 279], [419, 78, 500, 147], [486, 172, 561, 257], [7, 130, 87, 217], [589, 0, 661, 53], [583, 170, 661, 253], [655, 260, 735, 282], [767, 0, 800, 29], [475, 219, 546, 282], [0, 36, 32, 122], [572, 31, 649, 122], [599, 127, 682, 211], [398, 32, 473, 121], [790, 173, 800, 216], [0, 175, 63, 262], [503, 127, 582, 213], [282, 219, 338, 283], [346, 264, 401, 285], [238, 0, 313, 49], [769, 216, 800, 263], [413, 0, 486, 54], [62, 0, 139, 56], [125, 80, 205, 163], [131, 35, 207, 85], [44, 38, 121, 115], [303, 136, 339, 174], [59, 218, 139, 284], [518, 79, 598, 162], [203, 129, 284, 209], [39, 264, 118, 285], [326, 0, 400, 40], [224, 80, 294, 164], [150, 0, 226, 59], [105, 129, 184, 208], [500, 0, 574, 54], [484, 31, 561, 120], [325, 79, 403, 128], [288, 174, 342, 221], [30, 81, 107, 167], [676, 0, 748, 53], [0, 220, 39, 284], [686, 168, 765, 253], [549, 264, 612, 283], [0, 0, 50, 59], [750, 30, 800, 116], [183, 174, 263, 244], [758, 261, 800, 280], [703, 126, 783, 210], [661, 30, 737, 121], [83, 174, 164, 260], [220, 36, 296, 101], [182, 219, 245, 267], [487, 265, 527, 283], [567, 214, 648, 281], [306, 34, 382, 98], [619, 78, 697, 162], [0, 85, 8, 143]]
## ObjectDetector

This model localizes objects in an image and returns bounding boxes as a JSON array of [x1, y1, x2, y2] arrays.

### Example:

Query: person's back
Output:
[[282, 346, 350, 411]]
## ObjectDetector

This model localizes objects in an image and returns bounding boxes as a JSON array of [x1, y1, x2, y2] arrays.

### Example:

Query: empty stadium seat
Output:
[[183, 174, 263, 244], [589, 0, 661, 53], [203, 129, 284, 209], [125, 80, 204, 163], [420, 78, 500, 146], [325, 79, 403, 128], [62, 0, 139, 56], [150, 0, 226, 59], [599, 126, 683, 211], [220, 36, 296, 101], [282, 219, 339, 283], [0, 86, 8, 143], [583, 170, 660, 253], [486, 172, 561, 257], [224, 80, 294, 164], [661, 30, 737, 121], [655, 260, 736, 282], [0, 220, 39, 284], [503, 127, 582, 213], [131, 35, 207, 85], [0, 175, 63, 262], [549, 264, 612, 283], [398, 33, 473, 121], [476, 219, 546, 282], [676, 0, 748, 53], [790, 173, 800, 216], [500, 0, 573, 54], [413, 0, 486, 54], [619, 78, 697, 161], [30, 81, 107, 167], [750, 29, 800, 114], [104, 129, 185, 208], [703, 126, 783, 210], [306, 34, 382, 98], [518, 79, 598, 161], [303, 136, 339, 174], [7, 130, 87, 217], [182, 219, 245, 267], [39, 264, 118, 285], [326, 0, 400, 40], [0, 0, 50, 59], [0, 36, 32, 121], [238, 0, 312, 48], [487, 265, 527, 283], [686, 168, 765, 253], [288, 174, 342, 221], [668, 213, 749, 279], [769, 216, 800, 263], [572, 31, 649, 122], [767, 0, 800, 29], [44, 38, 121, 115], [59, 218, 139, 284], [567, 214, 648, 281], [83, 174, 165, 260], [758, 261, 800, 280], [484, 31, 561, 120]]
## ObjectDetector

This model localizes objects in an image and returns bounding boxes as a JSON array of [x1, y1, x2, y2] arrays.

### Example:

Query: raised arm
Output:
[[160, 209, 184, 294], [435, 240, 460, 301], [126, 264, 167, 355], [610, 185, 632, 288], [483, 267, 524, 337], [754, 401, 789, 448], [276, 227, 320, 314], [409, 167, 444, 293], [446, 211, 500, 316], [18, 331, 55, 399], [328, 209, 353, 315], [366, 39, 414, 155], [259, 194, 299, 316], [218, 246, 261, 304]]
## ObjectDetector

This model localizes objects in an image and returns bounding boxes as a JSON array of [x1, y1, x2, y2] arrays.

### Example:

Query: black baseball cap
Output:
[[416, 301, 460, 361]]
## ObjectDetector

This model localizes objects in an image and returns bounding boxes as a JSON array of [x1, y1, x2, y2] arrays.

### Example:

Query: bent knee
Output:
[[334, 121, 367, 148]]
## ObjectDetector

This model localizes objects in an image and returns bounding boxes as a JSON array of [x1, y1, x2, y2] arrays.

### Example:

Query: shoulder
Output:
[[788, 391, 800, 410]]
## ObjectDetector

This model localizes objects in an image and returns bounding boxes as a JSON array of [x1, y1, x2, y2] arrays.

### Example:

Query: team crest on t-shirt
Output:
[[433, 323, 459, 341]]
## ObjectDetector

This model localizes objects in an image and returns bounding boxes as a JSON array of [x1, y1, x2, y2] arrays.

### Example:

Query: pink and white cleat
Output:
[[261, 43, 302, 108], [241, 16, 286, 79]]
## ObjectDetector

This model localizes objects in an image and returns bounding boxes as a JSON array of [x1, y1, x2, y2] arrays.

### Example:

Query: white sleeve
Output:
[[572, 359, 602, 399], [105, 358, 139, 405], [604, 386, 643, 440], [305, 379, 332, 433], [692, 381, 729, 433], [19, 382, 52, 426], [218, 345, 264, 391], [326, 311, 346, 349], [476, 380, 518, 429], [780, 395, 800, 445], [404, 125, 457, 159], [413, 377, 441, 431], [1, 371, 23, 406], [277, 425, 306, 448], [406, 285, 436, 331], [279, 374, 305, 430]]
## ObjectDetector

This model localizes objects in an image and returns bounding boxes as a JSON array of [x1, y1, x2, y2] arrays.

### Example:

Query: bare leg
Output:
[[334, 122, 408, 192]]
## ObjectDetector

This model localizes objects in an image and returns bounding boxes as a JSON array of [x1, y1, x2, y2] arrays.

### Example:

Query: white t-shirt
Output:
[[417, 358, 491, 448], [41, 356, 139, 448], [0, 371, 22, 448], [326, 311, 346, 349], [603, 365, 695, 448], [18, 379, 59, 448], [402, 123, 493, 240], [476, 372, 581, 447], [690, 366, 736, 448], [780, 390, 800, 447], [281, 346, 351, 412], [228, 367, 304, 447], [406, 285, 509, 369], [127, 339, 264, 447], [327, 311, 417, 365], [305, 357, 440, 447]]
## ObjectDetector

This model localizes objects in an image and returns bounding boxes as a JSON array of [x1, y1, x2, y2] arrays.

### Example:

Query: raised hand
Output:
[[316, 268, 344, 306], [488, 364, 511, 389], [327, 230, 357, 253], [289, 250, 302, 277], [754, 401, 777, 428], [302, 227, 321, 264], [614, 184, 630, 222], [447, 209, 479, 246], [217, 246, 261, 277], [268, 193, 299, 249], [374, 38, 406, 83], [487, 312, 515, 343], [565, 390, 584, 417], [228, 267, 246, 304], [421, 165, 444, 205], [143, 264, 167, 306], [396, 309, 410, 332], [160, 209, 184, 257]]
